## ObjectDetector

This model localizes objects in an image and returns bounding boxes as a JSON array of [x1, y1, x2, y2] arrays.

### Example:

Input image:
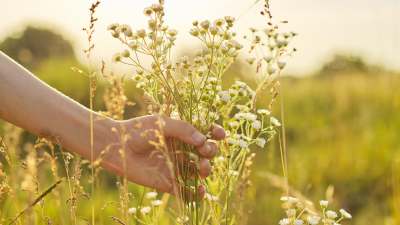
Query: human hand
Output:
[[101, 115, 226, 199]]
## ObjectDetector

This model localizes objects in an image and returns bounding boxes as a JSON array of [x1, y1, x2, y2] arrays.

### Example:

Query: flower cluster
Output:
[[278, 197, 352, 225]]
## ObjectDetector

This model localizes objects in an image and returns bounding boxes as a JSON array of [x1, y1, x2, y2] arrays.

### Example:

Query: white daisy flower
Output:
[[235, 113, 245, 120], [245, 57, 256, 65], [229, 170, 239, 176], [237, 140, 248, 148], [339, 209, 352, 219], [245, 113, 257, 123], [146, 192, 157, 199], [151, 200, 163, 207], [140, 206, 151, 214], [278, 218, 291, 225], [270, 117, 281, 126], [319, 200, 329, 208], [257, 109, 271, 116], [230, 121, 239, 129], [307, 216, 321, 225], [214, 156, 224, 163], [278, 61, 286, 69], [326, 211, 338, 219], [128, 207, 137, 214], [293, 220, 304, 225], [256, 138, 266, 148], [167, 29, 178, 37]]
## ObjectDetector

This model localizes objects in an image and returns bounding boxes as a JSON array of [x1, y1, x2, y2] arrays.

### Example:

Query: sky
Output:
[[0, 0, 399, 76]]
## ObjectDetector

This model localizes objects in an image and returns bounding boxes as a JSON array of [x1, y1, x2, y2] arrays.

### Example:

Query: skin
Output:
[[0, 52, 226, 198]]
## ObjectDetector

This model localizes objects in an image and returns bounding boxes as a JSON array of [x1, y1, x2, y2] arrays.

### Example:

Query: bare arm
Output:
[[0, 51, 225, 196]]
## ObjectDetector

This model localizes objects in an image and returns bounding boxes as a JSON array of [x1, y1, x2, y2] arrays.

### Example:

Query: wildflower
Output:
[[111, 30, 120, 38], [200, 20, 210, 29], [220, 45, 229, 54], [121, 49, 130, 58], [257, 109, 270, 116], [268, 43, 276, 50], [148, 19, 157, 29], [248, 90, 256, 100], [136, 68, 144, 75], [229, 170, 239, 176], [224, 32, 232, 40], [339, 209, 352, 219], [326, 211, 338, 219], [151, 3, 162, 12], [224, 16, 235, 23], [143, 7, 153, 16], [214, 156, 224, 163], [235, 43, 244, 50], [124, 29, 133, 37], [307, 216, 320, 225], [146, 192, 157, 199], [107, 23, 119, 31], [155, 36, 163, 45], [238, 88, 247, 97], [189, 28, 200, 37], [264, 28, 274, 36], [237, 140, 248, 148], [192, 20, 198, 26], [167, 36, 176, 42], [256, 138, 266, 148], [195, 49, 203, 57], [131, 74, 142, 81], [278, 218, 291, 225], [319, 200, 329, 208], [164, 61, 172, 70], [160, 26, 169, 32], [250, 119, 260, 130], [140, 206, 151, 214], [137, 29, 146, 38], [197, 66, 206, 77], [270, 117, 281, 126], [245, 113, 257, 123], [277, 40, 284, 48], [128, 207, 137, 215], [209, 26, 219, 36], [131, 33, 139, 40], [235, 113, 245, 120], [285, 209, 296, 217], [225, 130, 230, 136], [111, 53, 122, 63], [278, 61, 286, 69], [322, 219, 335, 224], [226, 138, 235, 146], [207, 77, 217, 84], [305, 200, 313, 206], [229, 89, 237, 97], [129, 41, 140, 50], [136, 82, 145, 88], [268, 67, 276, 74], [119, 24, 131, 33], [233, 134, 241, 139], [263, 56, 273, 62], [221, 93, 230, 103], [180, 55, 189, 64], [151, 200, 163, 207], [218, 30, 225, 37], [293, 220, 304, 225], [236, 81, 246, 88], [167, 29, 178, 37]]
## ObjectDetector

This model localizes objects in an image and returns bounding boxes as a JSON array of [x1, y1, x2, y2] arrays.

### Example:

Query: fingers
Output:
[[197, 141, 218, 159], [160, 115, 206, 147], [209, 124, 226, 141]]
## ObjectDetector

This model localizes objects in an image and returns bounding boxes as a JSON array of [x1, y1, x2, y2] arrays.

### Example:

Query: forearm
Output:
[[0, 52, 116, 161]]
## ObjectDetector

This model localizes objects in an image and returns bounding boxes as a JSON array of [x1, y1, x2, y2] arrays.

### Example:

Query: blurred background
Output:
[[0, 0, 399, 224]]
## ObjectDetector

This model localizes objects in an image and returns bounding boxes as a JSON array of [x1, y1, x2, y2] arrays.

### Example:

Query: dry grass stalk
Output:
[[236, 153, 255, 225], [109, 216, 125, 225], [66, 159, 91, 215]]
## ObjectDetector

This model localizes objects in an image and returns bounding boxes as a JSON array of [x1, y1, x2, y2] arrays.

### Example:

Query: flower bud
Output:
[[193, 21, 198, 26]]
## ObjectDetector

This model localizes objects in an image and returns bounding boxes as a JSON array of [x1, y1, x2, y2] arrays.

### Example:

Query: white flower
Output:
[[230, 121, 239, 129], [209, 26, 219, 35], [111, 53, 122, 63], [257, 109, 270, 116], [251, 121, 261, 131], [305, 200, 313, 206], [143, 7, 153, 16], [285, 209, 296, 217], [238, 88, 247, 97], [270, 117, 281, 126], [268, 67, 276, 74], [131, 74, 142, 81], [229, 170, 239, 176], [205, 193, 219, 202], [245, 113, 257, 123], [214, 156, 224, 163], [167, 29, 178, 37], [226, 138, 235, 146], [229, 89, 238, 97], [326, 211, 337, 219], [339, 209, 352, 219], [256, 138, 266, 148], [128, 207, 137, 214], [233, 134, 241, 140], [136, 82, 145, 88], [213, 18, 225, 26], [236, 81, 246, 88], [121, 49, 130, 57], [263, 56, 273, 62], [245, 57, 256, 65], [278, 218, 291, 225], [278, 61, 286, 69], [189, 28, 200, 37], [224, 16, 235, 23], [237, 140, 248, 148], [220, 45, 229, 54], [180, 55, 189, 64], [200, 20, 210, 29], [319, 200, 329, 208], [225, 130, 231, 136], [241, 134, 251, 141], [140, 206, 151, 214], [136, 29, 146, 38], [307, 216, 321, 225], [146, 192, 157, 199], [235, 113, 245, 120], [293, 220, 304, 225], [107, 23, 119, 31], [221, 93, 230, 103], [151, 200, 163, 207], [129, 41, 140, 50], [208, 77, 217, 84]]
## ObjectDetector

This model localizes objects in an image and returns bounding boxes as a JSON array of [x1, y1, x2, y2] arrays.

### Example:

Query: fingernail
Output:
[[205, 144, 211, 155], [192, 131, 205, 143]]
